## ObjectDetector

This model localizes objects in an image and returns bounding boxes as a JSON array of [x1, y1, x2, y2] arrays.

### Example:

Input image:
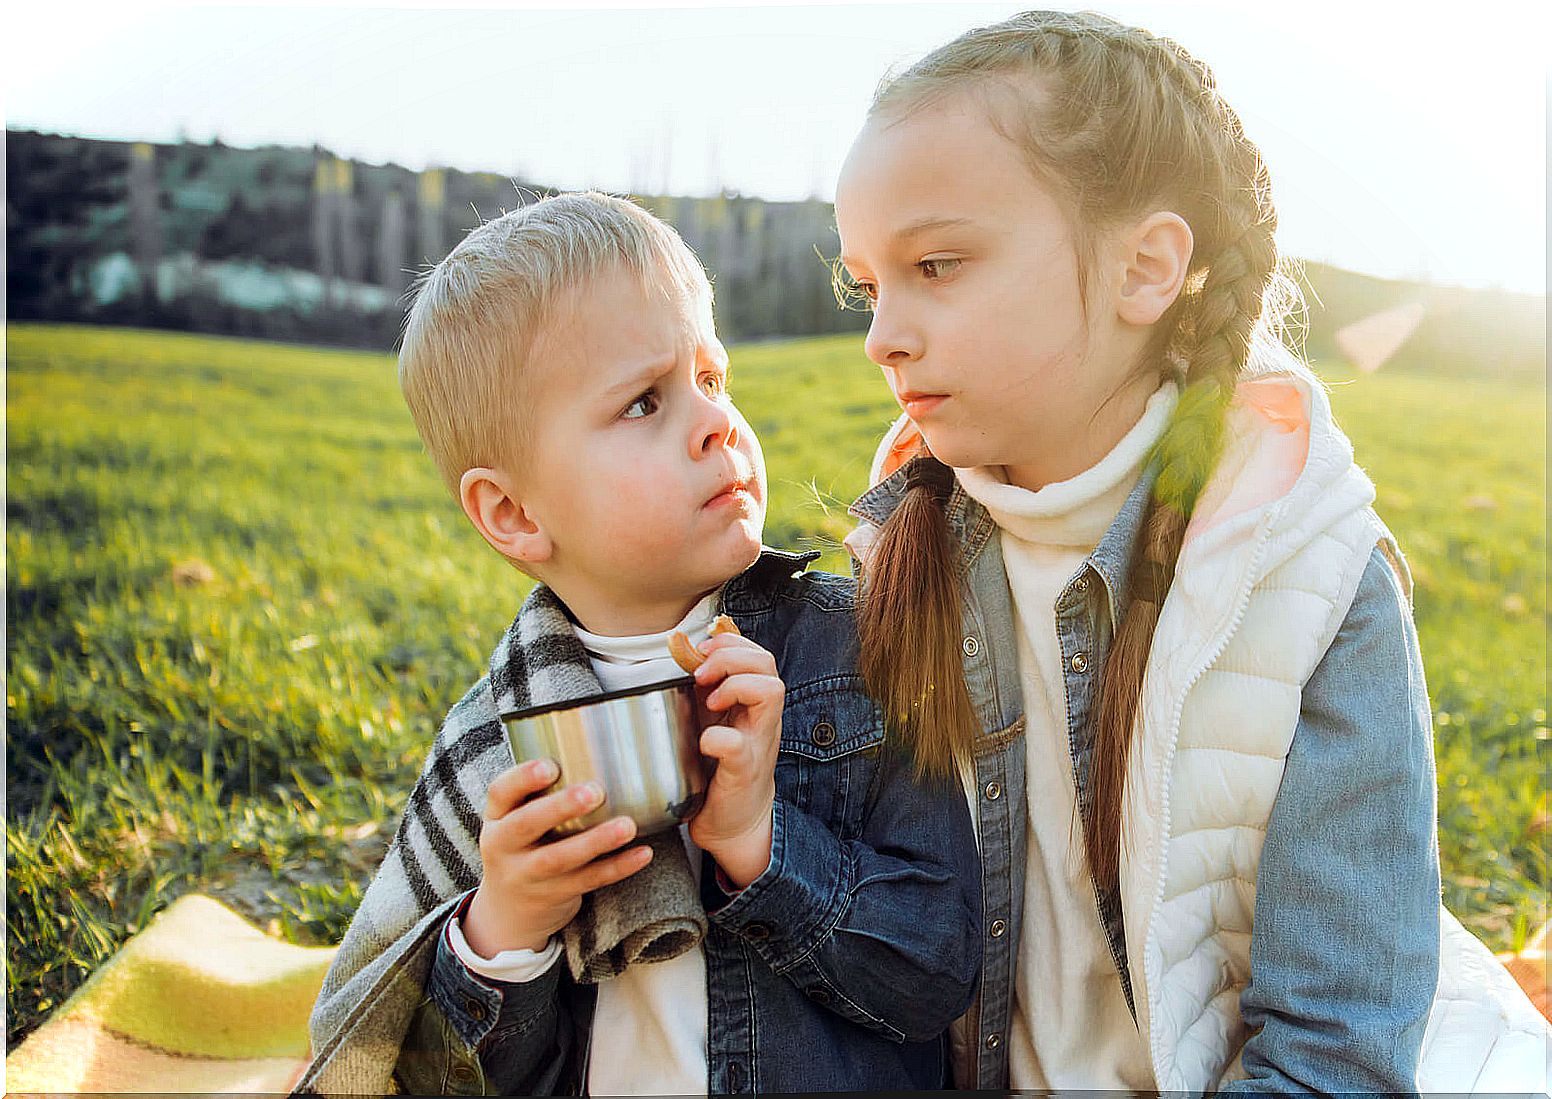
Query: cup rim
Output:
[[498, 673, 696, 724]]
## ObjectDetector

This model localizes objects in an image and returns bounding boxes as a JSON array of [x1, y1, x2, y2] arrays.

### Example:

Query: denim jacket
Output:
[[849, 452, 1441, 1093], [399, 549, 982, 1095]]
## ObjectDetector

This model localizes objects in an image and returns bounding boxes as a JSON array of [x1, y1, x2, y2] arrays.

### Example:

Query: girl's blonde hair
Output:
[[855, 11, 1289, 897], [399, 191, 712, 495]]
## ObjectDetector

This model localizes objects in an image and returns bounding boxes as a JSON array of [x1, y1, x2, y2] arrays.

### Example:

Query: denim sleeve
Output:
[[396, 892, 581, 1095], [1219, 546, 1440, 1094], [704, 741, 983, 1043]]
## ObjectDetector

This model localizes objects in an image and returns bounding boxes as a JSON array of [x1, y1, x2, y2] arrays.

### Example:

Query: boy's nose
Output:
[[695, 396, 739, 455]]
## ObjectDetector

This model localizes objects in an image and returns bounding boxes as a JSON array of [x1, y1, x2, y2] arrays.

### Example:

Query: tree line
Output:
[[6, 130, 867, 352]]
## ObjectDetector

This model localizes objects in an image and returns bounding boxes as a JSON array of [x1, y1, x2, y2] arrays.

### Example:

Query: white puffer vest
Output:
[[1122, 357, 1551, 1092]]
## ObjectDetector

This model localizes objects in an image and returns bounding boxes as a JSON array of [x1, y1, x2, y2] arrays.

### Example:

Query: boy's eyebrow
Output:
[[601, 359, 676, 401], [839, 216, 977, 268]]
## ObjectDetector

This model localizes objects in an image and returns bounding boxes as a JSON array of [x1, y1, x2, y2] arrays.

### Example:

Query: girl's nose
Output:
[[862, 297, 924, 367]]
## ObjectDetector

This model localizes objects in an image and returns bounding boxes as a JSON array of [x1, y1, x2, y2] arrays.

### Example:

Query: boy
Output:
[[298, 193, 980, 1096]]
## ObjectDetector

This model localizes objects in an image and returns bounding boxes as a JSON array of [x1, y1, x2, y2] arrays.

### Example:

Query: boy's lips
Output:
[[705, 477, 756, 510]]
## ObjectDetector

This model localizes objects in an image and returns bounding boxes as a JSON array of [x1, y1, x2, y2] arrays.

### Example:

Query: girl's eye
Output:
[[919, 257, 962, 280], [622, 390, 659, 420]]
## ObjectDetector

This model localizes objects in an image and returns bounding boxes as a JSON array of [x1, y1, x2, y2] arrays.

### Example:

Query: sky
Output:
[[5, 0, 1548, 294]]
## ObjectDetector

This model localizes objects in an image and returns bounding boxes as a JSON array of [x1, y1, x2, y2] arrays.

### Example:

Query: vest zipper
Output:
[[1140, 506, 1281, 1086]]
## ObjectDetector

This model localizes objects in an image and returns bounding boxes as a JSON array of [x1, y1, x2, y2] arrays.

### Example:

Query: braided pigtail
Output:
[[1087, 149, 1280, 897], [857, 457, 980, 780]]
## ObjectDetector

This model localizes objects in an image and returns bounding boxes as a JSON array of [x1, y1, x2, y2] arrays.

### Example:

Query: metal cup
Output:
[[500, 675, 708, 837]]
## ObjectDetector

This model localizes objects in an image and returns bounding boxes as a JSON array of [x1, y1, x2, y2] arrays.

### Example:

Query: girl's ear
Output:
[[459, 467, 553, 566], [1116, 211, 1194, 326]]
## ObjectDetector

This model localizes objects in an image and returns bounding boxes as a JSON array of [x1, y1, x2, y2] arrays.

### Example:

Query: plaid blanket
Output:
[[297, 582, 703, 1095]]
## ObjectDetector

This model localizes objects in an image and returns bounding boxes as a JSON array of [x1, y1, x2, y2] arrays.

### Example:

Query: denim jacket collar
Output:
[[721, 546, 823, 614], [849, 459, 1161, 629]]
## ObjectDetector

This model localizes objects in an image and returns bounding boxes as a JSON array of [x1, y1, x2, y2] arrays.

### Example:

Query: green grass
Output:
[[6, 323, 1546, 1047]]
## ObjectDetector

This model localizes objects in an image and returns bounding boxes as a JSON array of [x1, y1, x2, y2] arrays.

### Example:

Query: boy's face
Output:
[[514, 268, 766, 633]]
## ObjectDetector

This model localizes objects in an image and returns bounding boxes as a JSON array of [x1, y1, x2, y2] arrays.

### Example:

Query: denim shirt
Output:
[[399, 550, 983, 1095], [850, 460, 1439, 1092]]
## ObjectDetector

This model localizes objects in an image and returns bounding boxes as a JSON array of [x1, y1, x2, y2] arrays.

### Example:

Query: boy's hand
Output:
[[686, 633, 784, 889], [462, 759, 653, 957]]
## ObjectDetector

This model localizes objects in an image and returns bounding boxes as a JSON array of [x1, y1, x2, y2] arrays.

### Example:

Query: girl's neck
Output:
[[1001, 372, 1164, 493]]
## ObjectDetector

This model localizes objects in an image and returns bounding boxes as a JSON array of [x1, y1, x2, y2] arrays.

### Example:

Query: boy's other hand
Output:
[[687, 633, 783, 889], [462, 759, 653, 957]]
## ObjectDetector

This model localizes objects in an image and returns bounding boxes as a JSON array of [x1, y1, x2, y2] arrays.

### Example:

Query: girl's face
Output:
[[835, 93, 1156, 489]]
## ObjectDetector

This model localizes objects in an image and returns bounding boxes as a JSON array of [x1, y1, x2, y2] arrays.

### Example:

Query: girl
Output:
[[834, 10, 1549, 1093]]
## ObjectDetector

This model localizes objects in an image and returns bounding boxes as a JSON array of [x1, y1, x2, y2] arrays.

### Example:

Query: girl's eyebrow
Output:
[[841, 216, 977, 267]]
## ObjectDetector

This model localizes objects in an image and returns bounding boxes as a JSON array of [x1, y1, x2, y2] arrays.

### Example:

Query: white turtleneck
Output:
[[449, 590, 720, 1096], [955, 381, 1177, 1090]]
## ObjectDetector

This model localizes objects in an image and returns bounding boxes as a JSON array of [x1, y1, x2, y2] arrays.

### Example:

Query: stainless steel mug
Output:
[[500, 675, 708, 837]]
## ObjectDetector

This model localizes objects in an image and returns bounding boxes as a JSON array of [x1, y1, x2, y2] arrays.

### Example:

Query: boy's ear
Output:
[[459, 467, 553, 566], [1115, 211, 1194, 327]]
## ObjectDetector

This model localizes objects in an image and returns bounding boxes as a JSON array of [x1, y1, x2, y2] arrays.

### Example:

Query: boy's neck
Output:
[[552, 584, 722, 639]]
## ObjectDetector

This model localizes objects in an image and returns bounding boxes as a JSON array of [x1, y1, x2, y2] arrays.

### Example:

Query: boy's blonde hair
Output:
[[399, 191, 713, 494]]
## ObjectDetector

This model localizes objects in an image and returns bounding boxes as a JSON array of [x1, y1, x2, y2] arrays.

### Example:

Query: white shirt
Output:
[[448, 591, 720, 1096], [956, 382, 1176, 1089]]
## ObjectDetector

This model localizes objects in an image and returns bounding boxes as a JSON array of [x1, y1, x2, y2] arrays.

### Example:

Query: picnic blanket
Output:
[[6, 892, 1548, 1092], [5, 894, 336, 1093]]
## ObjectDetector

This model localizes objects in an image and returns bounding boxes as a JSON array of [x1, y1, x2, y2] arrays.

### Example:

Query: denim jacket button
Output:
[[463, 996, 486, 1021], [449, 1062, 480, 1088], [1070, 651, 1090, 674], [990, 918, 1007, 938], [727, 1061, 745, 1090], [985, 1031, 1002, 1050], [745, 921, 772, 940], [984, 781, 1002, 801], [806, 986, 832, 1005], [962, 635, 980, 658], [810, 720, 836, 747]]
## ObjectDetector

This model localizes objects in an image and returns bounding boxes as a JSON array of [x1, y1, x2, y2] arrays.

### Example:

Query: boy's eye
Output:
[[622, 390, 659, 420], [919, 257, 961, 280], [699, 372, 727, 398]]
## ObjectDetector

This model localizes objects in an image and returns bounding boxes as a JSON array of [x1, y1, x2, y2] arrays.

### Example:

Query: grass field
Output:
[[6, 322, 1547, 1046]]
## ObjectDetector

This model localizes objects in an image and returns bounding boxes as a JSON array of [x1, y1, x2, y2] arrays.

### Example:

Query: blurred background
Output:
[[6, 0, 1547, 1062]]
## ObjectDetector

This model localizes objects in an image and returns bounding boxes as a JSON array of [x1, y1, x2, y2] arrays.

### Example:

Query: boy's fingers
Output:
[[565, 843, 654, 894], [698, 724, 749, 766], [692, 638, 777, 684], [703, 673, 784, 713], [485, 759, 560, 820], [502, 780, 608, 847], [524, 815, 639, 878]]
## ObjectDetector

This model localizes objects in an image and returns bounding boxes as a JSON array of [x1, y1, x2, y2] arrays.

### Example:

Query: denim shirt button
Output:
[[745, 921, 772, 940], [985, 1031, 1002, 1050], [1070, 651, 1090, 673], [1074, 575, 1090, 594], [984, 781, 1002, 801], [990, 918, 1007, 938], [962, 635, 980, 658]]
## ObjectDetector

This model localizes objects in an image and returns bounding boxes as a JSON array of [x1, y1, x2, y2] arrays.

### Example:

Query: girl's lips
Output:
[[900, 393, 948, 418]]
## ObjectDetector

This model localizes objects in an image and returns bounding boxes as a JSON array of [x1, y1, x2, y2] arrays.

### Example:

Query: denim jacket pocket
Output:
[[777, 675, 886, 840]]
